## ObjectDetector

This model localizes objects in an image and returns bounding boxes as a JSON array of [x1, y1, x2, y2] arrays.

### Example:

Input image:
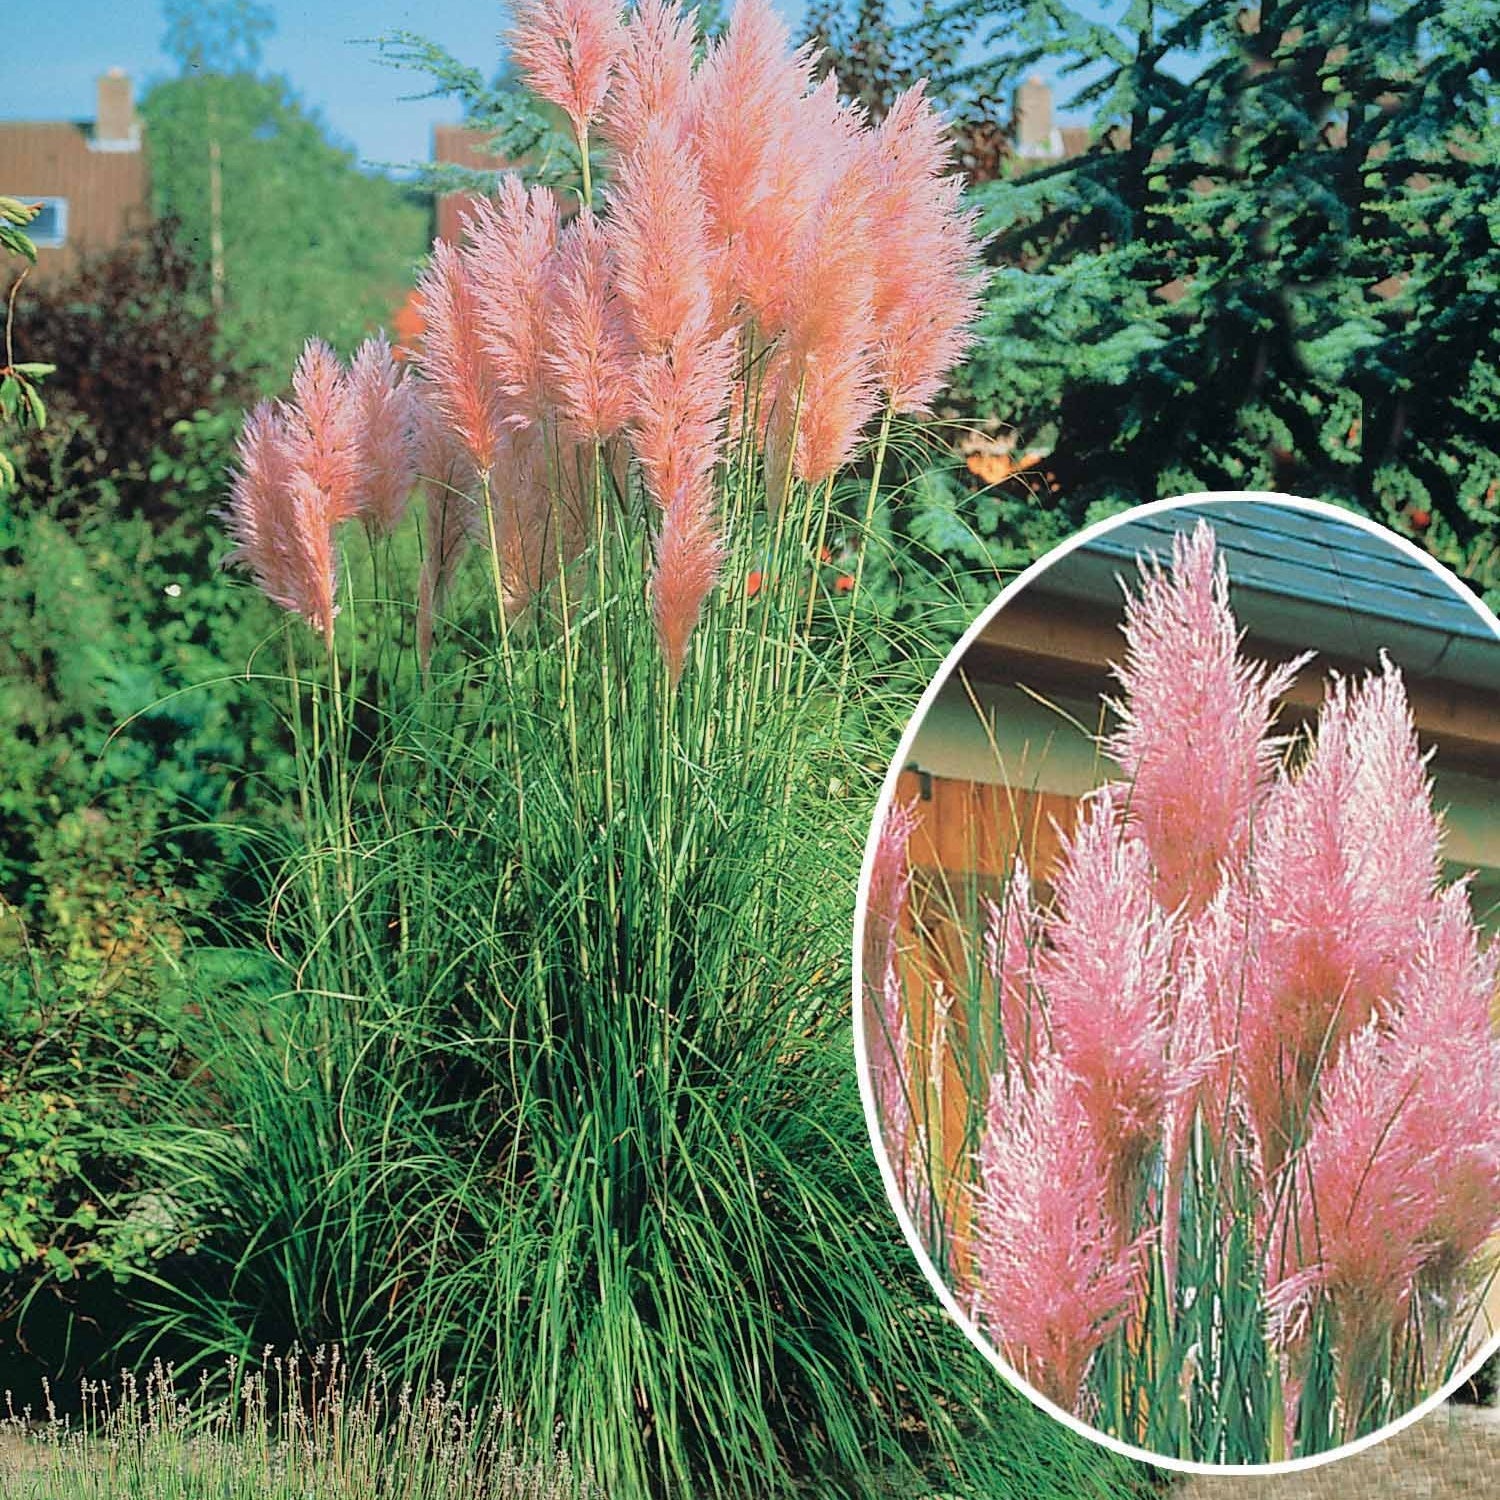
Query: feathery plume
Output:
[[689, 0, 815, 283], [1107, 521, 1308, 917], [1243, 657, 1441, 1166], [414, 239, 504, 474], [980, 853, 1046, 1083], [284, 337, 362, 524], [864, 84, 984, 413], [635, 326, 738, 679], [1267, 1018, 1438, 1376], [222, 402, 338, 644], [610, 121, 717, 354], [546, 209, 636, 441], [348, 333, 419, 534], [763, 165, 881, 489], [1383, 885, 1500, 1279], [733, 71, 856, 336], [599, 0, 697, 156], [861, 801, 928, 1219], [464, 176, 562, 431], [508, 0, 626, 144], [413, 390, 478, 667], [1039, 784, 1176, 1200], [971, 1054, 1140, 1411]]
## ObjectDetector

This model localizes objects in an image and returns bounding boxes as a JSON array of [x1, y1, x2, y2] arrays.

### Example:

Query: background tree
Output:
[[161, 0, 276, 314], [810, 0, 1500, 601], [7, 220, 250, 516], [148, 2, 430, 383]]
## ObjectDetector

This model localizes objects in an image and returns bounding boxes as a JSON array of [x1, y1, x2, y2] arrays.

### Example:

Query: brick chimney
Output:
[[94, 69, 139, 150]]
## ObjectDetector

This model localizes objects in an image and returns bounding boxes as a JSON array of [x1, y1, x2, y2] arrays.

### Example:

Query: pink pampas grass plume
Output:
[[610, 120, 717, 355], [348, 333, 419, 534], [733, 72, 857, 337], [222, 402, 338, 645], [508, 0, 626, 144], [599, 0, 696, 157], [1106, 520, 1309, 917], [763, 167, 881, 489], [414, 239, 504, 474], [689, 0, 816, 279], [971, 1053, 1141, 1411], [285, 337, 362, 524], [489, 423, 562, 613], [1039, 784, 1176, 1202], [413, 392, 478, 666], [1267, 1018, 1439, 1377], [652, 480, 724, 682], [1243, 656, 1442, 1166], [980, 853, 1047, 1082], [546, 209, 636, 441], [464, 176, 561, 432], [1383, 885, 1500, 1279], [863, 84, 985, 414], [631, 326, 737, 520], [634, 325, 738, 680]]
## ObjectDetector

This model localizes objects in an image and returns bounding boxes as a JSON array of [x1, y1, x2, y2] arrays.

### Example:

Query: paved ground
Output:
[[1173, 1405, 1500, 1499]]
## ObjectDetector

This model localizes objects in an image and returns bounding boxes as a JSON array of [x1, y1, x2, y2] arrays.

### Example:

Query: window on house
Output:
[[22, 196, 68, 248]]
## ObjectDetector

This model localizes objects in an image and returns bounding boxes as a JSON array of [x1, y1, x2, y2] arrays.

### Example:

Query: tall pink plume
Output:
[[764, 166, 881, 489], [489, 424, 561, 614], [348, 333, 419, 534], [1382, 885, 1500, 1280], [1267, 1019, 1439, 1374], [599, 0, 697, 156], [508, 0, 626, 143], [971, 1054, 1140, 1412], [1040, 784, 1177, 1214], [864, 84, 984, 413], [546, 209, 636, 441], [464, 177, 562, 432], [635, 326, 738, 680], [1242, 657, 1441, 1166], [414, 239, 504, 474], [610, 120, 717, 355], [980, 853, 1047, 1082], [284, 337, 362, 524], [689, 0, 816, 288], [733, 72, 855, 336], [222, 402, 338, 645], [1107, 521, 1309, 917]]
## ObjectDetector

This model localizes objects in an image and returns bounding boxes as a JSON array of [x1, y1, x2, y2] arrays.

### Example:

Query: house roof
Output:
[[1029, 498, 1500, 694]]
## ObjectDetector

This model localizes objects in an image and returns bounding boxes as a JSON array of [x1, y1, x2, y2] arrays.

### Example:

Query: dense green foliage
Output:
[[0, 488, 284, 1337], [811, 0, 1500, 600], [7, 222, 250, 516], [140, 72, 429, 384]]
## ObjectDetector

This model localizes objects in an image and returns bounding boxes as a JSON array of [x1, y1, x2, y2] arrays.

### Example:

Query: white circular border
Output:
[[851, 490, 1500, 1477]]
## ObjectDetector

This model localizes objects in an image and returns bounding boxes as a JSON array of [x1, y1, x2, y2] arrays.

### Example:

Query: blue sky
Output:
[[4, 1, 1113, 174], [4, 1, 804, 173]]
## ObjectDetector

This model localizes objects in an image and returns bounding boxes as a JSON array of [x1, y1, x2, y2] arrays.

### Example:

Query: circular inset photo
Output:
[[855, 492, 1500, 1472]]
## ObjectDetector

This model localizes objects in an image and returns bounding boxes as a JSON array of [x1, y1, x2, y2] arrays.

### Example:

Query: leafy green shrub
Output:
[[6, 222, 251, 518], [0, 489, 289, 1351]]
